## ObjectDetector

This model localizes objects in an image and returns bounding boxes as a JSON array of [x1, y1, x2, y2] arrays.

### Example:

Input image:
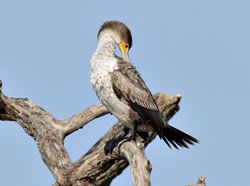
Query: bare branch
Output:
[[0, 80, 182, 186], [187, 176, 207, 186], [0, 81, 73, 185], [61, 104, 109, 137], [119, 141, 152, 186], [71, 93, 181, 185]]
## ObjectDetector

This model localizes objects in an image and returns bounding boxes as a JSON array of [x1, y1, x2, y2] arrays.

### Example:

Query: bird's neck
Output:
[[94, 34, 116, 58]]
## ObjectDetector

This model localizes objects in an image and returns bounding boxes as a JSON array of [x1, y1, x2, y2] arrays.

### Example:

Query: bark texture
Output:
[[187, 176, 207, 186], [0, 80, 183, 186]]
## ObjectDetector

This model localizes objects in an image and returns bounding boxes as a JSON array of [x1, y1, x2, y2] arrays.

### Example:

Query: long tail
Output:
[[159, 125, 199, 149]]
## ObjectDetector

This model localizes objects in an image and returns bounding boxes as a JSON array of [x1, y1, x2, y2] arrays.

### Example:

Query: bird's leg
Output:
[[105, 122, 140, 155], [131, 122, 138, 140], [137, 131, 149, 141], [104, 126, 130, 155]]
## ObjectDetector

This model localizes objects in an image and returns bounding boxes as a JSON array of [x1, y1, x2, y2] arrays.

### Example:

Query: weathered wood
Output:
[[61, 104, 109, 137], [0, 80, 181, 186], [187, 176, 207, 186], [119, 141, 152, 186]]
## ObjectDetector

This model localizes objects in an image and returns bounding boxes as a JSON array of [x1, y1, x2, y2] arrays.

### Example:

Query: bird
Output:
[[90, 20, 198, 151]]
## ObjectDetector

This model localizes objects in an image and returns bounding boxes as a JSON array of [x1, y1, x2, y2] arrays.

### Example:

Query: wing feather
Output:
[[111, 59, 164, 130], [111, 60, 158, 110], [111, 59, 199, 149]]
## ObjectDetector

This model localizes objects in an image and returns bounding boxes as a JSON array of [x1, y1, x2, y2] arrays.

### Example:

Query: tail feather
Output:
[[159, 125, 199, 149]]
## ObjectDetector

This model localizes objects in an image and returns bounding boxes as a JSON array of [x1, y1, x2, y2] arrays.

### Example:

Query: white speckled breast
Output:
[[90, 56, 117, 99], [90, 40, 135, 129]]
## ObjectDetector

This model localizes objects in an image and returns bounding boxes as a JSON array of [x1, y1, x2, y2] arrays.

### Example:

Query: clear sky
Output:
[[0, 0, 249, 185]]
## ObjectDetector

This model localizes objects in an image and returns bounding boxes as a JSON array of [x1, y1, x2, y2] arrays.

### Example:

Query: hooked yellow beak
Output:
[[118, 42, 130, 62]]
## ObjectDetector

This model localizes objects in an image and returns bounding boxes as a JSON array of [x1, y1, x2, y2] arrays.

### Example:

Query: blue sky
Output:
[[0, 0, 249, 185]]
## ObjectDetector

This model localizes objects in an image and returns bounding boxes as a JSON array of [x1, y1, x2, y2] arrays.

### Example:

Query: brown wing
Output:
[[111, 59, 199, 149], [111, 59, 165, 131]]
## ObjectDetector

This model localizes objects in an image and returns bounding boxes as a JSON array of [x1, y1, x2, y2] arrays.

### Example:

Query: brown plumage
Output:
[[98, 20, 132, 49], [111, 59, 198, 148]]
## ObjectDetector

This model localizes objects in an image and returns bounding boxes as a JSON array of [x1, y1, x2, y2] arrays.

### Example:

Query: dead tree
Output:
[[0, 79, 185, 186]]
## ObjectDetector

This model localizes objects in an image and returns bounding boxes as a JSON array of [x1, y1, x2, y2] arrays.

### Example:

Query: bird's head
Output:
[[97, 20, 132, 62]]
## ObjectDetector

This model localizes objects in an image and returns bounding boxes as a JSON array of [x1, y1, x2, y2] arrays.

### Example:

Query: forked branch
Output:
[[0, 80, 181, 186]]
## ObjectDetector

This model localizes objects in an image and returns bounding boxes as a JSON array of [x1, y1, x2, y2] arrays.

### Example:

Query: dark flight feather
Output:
[[111, 59, 198, 148]]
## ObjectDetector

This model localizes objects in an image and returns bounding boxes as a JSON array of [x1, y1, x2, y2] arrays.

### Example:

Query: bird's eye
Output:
[[125, 44, 129, 48]]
